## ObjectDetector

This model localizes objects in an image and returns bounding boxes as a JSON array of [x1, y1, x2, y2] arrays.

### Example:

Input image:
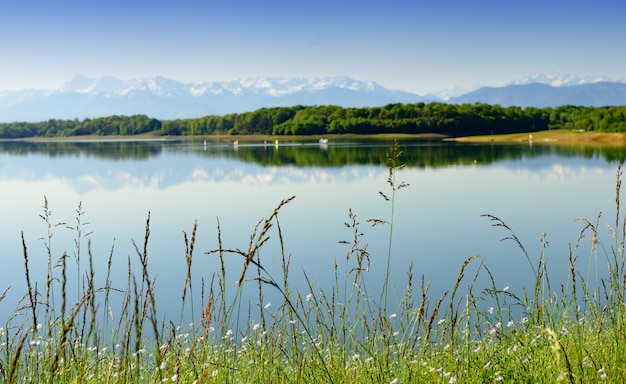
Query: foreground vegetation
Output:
[[1, 142, 626, 383], [1, 103, 625, 138]]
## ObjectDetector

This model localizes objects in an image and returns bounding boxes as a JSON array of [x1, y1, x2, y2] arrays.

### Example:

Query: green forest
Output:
[[0, 102, 625, 139]]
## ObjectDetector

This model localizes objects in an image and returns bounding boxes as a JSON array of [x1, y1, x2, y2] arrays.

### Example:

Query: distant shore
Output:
[[8, 130, 626, 145]]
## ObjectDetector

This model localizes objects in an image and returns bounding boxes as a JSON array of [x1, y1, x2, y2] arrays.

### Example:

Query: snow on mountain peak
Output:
[[50, 74, 411, 100], [509, 72, 620, 87]]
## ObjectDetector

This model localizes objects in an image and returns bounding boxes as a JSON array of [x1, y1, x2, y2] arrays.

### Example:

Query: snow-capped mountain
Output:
[[509, 72, 626, 87], [0, 73, 625, 123], [61, 75, 398, 97], [0, 75, 437, 122]]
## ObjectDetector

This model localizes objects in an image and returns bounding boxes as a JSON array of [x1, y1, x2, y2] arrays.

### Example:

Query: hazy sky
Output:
[[0, 0, 624, 94]]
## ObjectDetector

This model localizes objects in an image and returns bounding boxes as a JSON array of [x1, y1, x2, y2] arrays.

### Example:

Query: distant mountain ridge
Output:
[[0, 75, 435, 122], [0, 73, 624, 122], [449, 81, 626, 107]]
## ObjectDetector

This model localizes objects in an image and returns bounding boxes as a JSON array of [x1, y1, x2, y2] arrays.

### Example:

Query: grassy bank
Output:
[[450, 129, 626, 145], [1, 142, 625, 383]]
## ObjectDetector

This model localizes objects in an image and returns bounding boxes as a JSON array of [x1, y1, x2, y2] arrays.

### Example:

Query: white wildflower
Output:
[[264, 302, 271, 309]]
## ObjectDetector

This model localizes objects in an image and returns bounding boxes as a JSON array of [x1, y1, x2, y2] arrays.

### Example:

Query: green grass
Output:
[[1, 142, 625, 383]]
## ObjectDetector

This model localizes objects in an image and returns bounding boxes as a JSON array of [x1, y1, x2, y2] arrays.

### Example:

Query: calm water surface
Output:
[[0, 138, 624, 325]]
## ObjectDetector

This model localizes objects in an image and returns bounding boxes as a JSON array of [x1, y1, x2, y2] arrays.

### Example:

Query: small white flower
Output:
[[225, 329, 233, 337], [305, 293, 313, 301], [389, 313, 397, 319], [264, 302, 271, 309], [502, 286, 509, 292], [289, 320, 297, 325], [390, 378, 399, 384], [352, 353, 360, 360], [507, 320, 515, 328], [488, 307, 494, 314], [437, 318, 446, 325]]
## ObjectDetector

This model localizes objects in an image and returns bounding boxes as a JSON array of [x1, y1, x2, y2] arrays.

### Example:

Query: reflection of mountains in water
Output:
[[0, 139, 624, 193]]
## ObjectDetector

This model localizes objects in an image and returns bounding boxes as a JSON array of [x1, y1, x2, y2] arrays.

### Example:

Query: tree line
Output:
[[0, 103, 625, 139]]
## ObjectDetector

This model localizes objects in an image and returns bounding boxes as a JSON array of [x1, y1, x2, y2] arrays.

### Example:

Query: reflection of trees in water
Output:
[[0, 139, 624, 166], [0, 140, 167, 160]]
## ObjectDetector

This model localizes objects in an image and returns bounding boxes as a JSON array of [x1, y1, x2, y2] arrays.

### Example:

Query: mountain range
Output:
[[0, 73, 625, 122]]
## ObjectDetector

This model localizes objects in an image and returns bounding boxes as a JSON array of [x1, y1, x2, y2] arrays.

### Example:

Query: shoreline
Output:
[[5, 130, 626, 145]]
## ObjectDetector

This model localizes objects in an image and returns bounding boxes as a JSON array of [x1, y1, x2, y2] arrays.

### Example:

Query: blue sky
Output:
[[0, 0, 624, 94]]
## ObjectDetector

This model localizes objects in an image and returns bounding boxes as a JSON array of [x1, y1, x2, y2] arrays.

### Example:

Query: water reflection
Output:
[[1, 138, 624, 166]]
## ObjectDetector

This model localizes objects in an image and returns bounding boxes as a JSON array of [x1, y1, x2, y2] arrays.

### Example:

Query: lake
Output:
[[1, 138, 624, 329]]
